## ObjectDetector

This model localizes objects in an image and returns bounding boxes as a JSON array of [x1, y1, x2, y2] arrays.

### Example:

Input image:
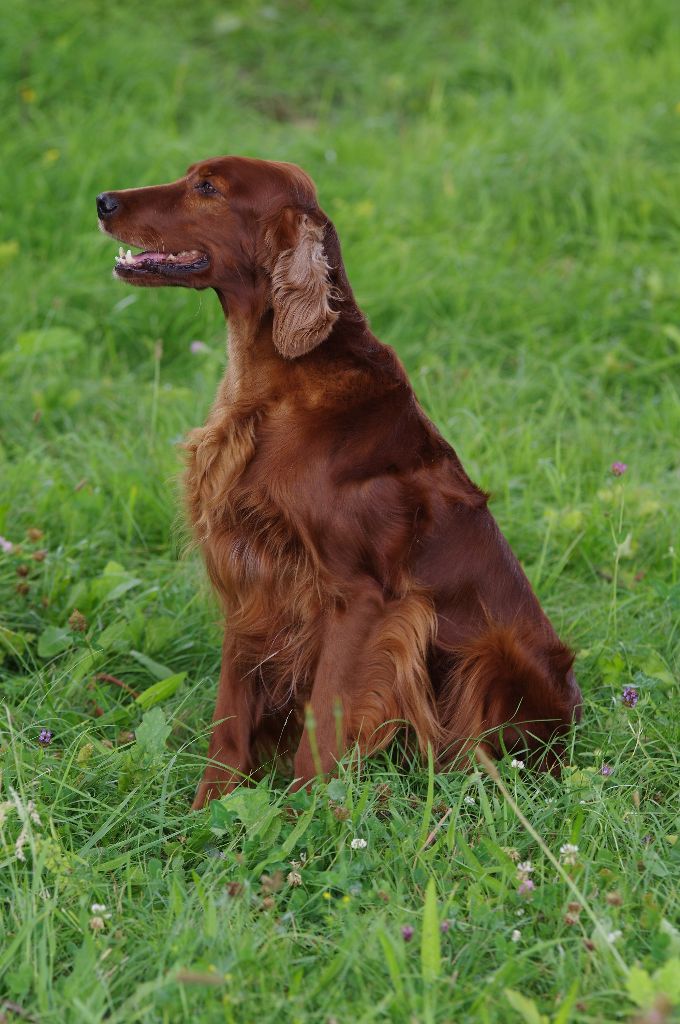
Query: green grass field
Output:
[[1, 1, 679, 1021]]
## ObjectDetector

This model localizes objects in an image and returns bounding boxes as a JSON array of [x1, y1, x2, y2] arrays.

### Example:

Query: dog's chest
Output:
[[188, 409, 322, 596]]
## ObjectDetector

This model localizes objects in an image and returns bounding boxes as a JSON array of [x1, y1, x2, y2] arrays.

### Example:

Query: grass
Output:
[[1, 0, 680, 1020]]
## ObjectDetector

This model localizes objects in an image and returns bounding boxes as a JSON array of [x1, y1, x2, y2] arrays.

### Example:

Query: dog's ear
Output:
[[269, 210, 338, 359]]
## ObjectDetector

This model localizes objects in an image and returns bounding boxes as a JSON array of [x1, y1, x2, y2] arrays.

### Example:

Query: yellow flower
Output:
[[20, 87, 37, 104], [322, 891, 331, 900], [43, 149, 60, 165]]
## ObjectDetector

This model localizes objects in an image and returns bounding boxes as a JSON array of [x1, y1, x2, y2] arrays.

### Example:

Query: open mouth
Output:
[[114, 247, 209, 275]]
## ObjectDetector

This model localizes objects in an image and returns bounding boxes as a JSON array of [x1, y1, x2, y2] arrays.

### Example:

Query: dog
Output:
[[96, 156, 582, 808]]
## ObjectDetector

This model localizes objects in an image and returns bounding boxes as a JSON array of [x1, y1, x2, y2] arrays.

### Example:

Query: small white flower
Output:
[[516, 909, 525, 917], [510, 758, 524, 769], [511, 929, 521, 942], [606, 929, 622, 943], [350, 837, 367, 850], [189, 340, 209, 354], [517, 861, 533, 876], [91, 903, 108, 915], [560, 843, 579, 866], [463, 795, 476, 806], [546, 798, 556, 805], [287, 871, 302, 887], [0, 535, 13, 553]]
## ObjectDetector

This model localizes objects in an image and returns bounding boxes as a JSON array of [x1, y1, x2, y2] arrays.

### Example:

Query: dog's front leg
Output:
[[192, 632, 258, 810]]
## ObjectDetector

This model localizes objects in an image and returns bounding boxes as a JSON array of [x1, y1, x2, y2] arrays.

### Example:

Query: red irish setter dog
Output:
[[97, 156, 582, 808]]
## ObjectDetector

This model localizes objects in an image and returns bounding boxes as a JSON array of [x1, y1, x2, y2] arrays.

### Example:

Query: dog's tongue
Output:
[[134, 250, 165, 263], [117, 248, 203, 266]]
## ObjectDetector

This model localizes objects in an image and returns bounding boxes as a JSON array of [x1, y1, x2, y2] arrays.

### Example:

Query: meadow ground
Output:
[[1, 1, 679, 1021]]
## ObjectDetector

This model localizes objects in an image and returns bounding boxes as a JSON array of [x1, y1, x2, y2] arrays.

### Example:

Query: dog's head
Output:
[[97, 156, 343, 357]]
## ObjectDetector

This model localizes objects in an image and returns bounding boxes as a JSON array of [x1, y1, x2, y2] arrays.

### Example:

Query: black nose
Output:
[[96, 192, 119, 218]]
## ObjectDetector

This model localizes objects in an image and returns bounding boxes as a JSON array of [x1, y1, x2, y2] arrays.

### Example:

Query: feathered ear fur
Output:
[[270, 211, 338, 359]]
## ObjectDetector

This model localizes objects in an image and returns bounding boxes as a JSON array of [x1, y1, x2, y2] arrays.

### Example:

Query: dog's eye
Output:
[[195, 180, 218, 196]]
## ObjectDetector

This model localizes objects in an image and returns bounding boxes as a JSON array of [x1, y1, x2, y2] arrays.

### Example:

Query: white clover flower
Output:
[[560, 843, 579, 866], [511, 929, 521, 942], [89, 903, 111, 932], [463, 795, 476, 806], [510, 758, 525, 770], [287, 870, 302, 887], [607, 929, 622, 943], [350, 837, 367, 850], [517, 861, 533, 876]]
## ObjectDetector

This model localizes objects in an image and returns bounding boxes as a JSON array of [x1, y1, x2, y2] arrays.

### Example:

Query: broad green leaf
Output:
[[212, 786, 282, 850], [421, 876, 441, 984], [134, 707, 171, 762], [278, 796, 317, 858], [655, 958, 680, 1002], [641, 653, 675, 687], [326, 778, 346, 802], [136, 672, 187, 710], [90, 562, 141, 604], [129, 649, 172, 680], [143, 616, 178, 654], [209, 799, 233, 832], [504, 988, 548, 1024], [37, 626, 72, 659], [102, 577, 142, 602], [225, 787, 271, 828], [626, 966, 656, 1009], [98, 620, 133, 652]]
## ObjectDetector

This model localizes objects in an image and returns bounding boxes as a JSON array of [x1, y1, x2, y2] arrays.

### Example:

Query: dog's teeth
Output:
[[118, 247, 125, 258], [126, 250, 134, 264]]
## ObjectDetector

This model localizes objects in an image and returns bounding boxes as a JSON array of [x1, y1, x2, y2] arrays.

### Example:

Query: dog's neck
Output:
[[217, 307, 276, 403], [214, 289, 376, 412]]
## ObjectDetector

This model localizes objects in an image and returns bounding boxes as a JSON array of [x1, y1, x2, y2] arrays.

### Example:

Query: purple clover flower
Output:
[[440, 920, 451, 934], [600, 764, 613, 777], [518, 879, 534, 897], [189, 340, 210, 354], [38, 729, 53, 746], [401, 925, 414, 942], [611, 461, 628, 477], [0, 535, 13, 554], [622, 686, 638, 708]]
